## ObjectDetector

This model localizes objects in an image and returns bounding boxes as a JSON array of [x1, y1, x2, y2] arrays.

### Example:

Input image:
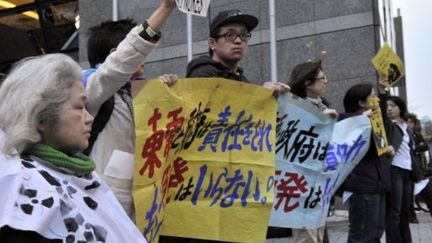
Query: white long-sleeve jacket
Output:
[[85, 26, 157, 219]]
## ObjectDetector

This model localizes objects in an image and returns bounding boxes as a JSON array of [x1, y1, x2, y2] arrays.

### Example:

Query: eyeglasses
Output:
[[215, 31, 252, 42]]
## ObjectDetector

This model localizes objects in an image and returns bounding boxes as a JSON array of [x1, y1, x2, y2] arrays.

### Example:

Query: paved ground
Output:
[[266, 210, 432, 243]]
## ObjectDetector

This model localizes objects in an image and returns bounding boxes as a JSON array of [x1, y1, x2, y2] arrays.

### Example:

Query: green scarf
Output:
[[27, 144, 95, 175]]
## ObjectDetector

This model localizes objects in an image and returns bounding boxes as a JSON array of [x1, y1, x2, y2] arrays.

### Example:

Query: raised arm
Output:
[[147, 0, 177, 32], [378, 77, 390, 125], [85, 0, 177, 116], [378, 77, 400, 154]]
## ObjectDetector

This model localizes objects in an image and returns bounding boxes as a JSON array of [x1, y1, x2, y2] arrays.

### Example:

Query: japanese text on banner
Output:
[[269, 92, 371, 229], [133, 78, 277, 243]]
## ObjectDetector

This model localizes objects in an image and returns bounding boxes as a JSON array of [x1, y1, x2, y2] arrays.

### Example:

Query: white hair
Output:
[[0, 53, 82, 155]]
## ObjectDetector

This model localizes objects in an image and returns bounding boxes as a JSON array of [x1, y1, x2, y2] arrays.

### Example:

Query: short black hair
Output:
[[388, 96, 408, 120], [87, 19, 136, 68], [343, 82, 373, 113], [406, 113, 417, 122], [406, 113, 423, 134], [288, 60, 322, 98]]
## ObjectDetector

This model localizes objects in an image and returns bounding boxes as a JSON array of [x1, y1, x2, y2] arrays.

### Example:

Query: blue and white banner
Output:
[[269, 93, 371, 229]]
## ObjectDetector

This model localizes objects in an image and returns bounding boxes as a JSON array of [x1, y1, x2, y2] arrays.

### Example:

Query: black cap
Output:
[[210, 10, 259, 37]]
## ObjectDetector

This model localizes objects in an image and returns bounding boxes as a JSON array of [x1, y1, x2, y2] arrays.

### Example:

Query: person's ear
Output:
[[37, 120, 48, 136], [305, 80, 312, 87], [208, 38, 216, 51], [358, 99, 367, 108]]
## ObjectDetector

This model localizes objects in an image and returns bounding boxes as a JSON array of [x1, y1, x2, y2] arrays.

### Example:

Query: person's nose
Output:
[[85, 108, 94, 126], [320, 76, 328, 84], [233, 35, 242, 44]]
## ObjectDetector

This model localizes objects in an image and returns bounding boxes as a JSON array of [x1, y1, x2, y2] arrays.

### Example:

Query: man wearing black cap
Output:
[[159, 10, 288, 243], [186, 9, 288, 92], [186, 10, 257, 81]]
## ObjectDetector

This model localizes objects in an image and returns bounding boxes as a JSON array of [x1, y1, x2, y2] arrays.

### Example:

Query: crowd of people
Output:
[[0, 0, 430, 242]]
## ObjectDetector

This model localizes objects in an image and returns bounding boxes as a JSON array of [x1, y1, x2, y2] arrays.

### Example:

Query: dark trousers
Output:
[[385, 166, 413, 243], [347, 192, 386, 243], [410, 182, 418, 221]]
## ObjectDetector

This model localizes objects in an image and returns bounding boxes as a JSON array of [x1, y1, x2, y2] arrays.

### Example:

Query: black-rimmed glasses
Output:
[[215, 31, 252, 42]]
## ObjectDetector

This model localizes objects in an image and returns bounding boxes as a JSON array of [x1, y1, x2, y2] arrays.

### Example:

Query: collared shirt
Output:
[[392, 121, 412, 170], [306, 97, 328, 111]]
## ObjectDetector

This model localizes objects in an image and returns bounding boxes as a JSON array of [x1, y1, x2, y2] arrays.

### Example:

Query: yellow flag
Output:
[[371, 43, 404, 85]]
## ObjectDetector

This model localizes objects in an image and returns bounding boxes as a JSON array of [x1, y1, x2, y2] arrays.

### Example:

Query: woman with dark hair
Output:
[[406, 113, 429, 170], [406, 113, 430, 223], [287, 60, 337, 243], [288, 59, 338, 118], [341, 80, 397, 243], [385, 95, 417, 243]]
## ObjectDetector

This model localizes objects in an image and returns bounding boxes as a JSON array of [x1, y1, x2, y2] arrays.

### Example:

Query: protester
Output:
[[83, 0, 177, 219], [159, 9, 288, 243], [385, 95, 418, 243], [286, 59, 337, 243], [340, 79, 397, 242], [288, 60, 338, 119], [0, 54, 147, 242], [186, 9, 288, 93], [406, 113, 431, 223], [407, 113, 429, 172], [186, 10, 256, 81]]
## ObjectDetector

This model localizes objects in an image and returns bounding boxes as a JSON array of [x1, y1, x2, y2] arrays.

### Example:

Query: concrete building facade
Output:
[[78, 0, 394, 111]]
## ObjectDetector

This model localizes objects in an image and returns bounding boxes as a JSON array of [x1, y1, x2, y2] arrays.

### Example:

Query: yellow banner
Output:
[[368, 97, 389, 156], [371, 43, 404, 85], [133, 78, 277, 243]]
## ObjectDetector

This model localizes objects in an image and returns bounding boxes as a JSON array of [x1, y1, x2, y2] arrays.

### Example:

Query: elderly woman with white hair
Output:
[[0, 54, 147, 242]]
